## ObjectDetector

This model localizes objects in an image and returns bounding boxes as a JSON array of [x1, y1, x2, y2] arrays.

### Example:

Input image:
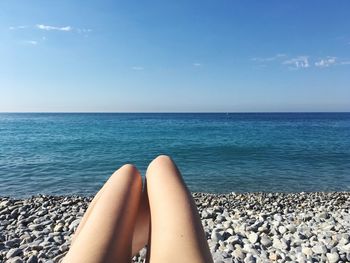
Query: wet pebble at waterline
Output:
[[0, 192, 350, 262]]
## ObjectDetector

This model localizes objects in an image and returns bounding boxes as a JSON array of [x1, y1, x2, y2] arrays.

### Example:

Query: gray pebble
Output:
[[260, 235, 272, 247], [248, 233, 258, 244], [326, 252, 340, 263], [6, 248, 22, 259], [211, 230, 223, 242], [27, 255, 38, 263], [8, 257, 23, 263], [312, 244, 328, 254]]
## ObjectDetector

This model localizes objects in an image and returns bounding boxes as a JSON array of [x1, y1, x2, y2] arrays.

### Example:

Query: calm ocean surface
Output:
[[0, 113, 350, 197]]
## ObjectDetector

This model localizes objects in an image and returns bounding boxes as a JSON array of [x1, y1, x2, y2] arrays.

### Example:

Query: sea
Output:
[[0, 113, 350, 197]]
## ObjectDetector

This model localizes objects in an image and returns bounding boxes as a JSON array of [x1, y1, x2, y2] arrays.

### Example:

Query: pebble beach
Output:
[[1, 192, 350, 263]]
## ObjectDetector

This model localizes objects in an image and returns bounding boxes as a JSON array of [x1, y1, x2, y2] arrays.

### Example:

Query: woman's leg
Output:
[[145, 155, 213, 263], [132, 180, 150, 255], [70, 188, 103, 244], [71, 171, 151, 256], [71, 178, 150, 256], [63, 164, 142, 263]]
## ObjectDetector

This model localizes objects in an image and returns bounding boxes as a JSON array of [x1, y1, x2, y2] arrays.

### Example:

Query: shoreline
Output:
[[1, 192, 350, 262]]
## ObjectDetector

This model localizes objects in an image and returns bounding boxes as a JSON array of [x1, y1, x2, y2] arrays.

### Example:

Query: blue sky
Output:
[[1, 0, 349, 112]]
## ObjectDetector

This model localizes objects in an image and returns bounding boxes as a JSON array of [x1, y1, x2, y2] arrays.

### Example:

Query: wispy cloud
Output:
[[131, 66, 144, 70], [315, 57, 337, 67], [193, 63, 201, 67], [9, 24, 91, 34], [23, 40, 38, 45], [252, 53, 350, 70], [77, 28, 93, 34], [283, 56, 310, 69], [8, 24, 92, 45], [251, 53, 286, 62], [314, 57, 350, 67], [9, 25, 29, 30], [36, 24, 72, 31]]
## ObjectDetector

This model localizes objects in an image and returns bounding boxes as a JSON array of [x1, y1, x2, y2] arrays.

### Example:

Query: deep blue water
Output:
[[0, 113, 350, 197]]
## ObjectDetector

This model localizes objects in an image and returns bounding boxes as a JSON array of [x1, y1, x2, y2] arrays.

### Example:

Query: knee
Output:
[[148, 155, 174, 169], [120, 163, 139, 174], [111, 163, 141, 185], [146, 155, 179, 180]]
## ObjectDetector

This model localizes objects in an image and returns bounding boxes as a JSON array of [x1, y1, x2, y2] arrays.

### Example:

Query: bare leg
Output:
[[145, 155, 213, 263], [71, 188, 103, 244], [132, 179, 151, 254], [71, 173, 150, 256], [63, 164, 142, 263]]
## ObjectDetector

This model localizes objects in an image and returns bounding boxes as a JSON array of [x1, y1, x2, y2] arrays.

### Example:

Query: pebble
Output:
[[326, 252, 340, 263], [302, 248, 312, 258], [6, 248, 22, 258], [8, 257, 23, 263], [248, 232, 258, 244], [53, 223, 64, 232], [27, 255, 38, 263], [278, 225, 287, 234], [211, 229, 223, 242], [233, 248, 245, 260], [260, 235, 272, 247], [312, 244, 328, 254]]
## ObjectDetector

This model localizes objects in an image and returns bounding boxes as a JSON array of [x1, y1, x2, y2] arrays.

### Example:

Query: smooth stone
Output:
[[269, 253, 278, 261], [286, 224, 297, 233], [201, 210, 209, 218], [260, 235, 272, 247], [27, 255, 38, 263], [273, 214, 282, 222], [273, 238, 288, 251], [211, 230, 223, 242], [5, 238, 21, 248], [53, 223, 64, 232], [53, 254, 66, 262], [296, 252, 307, 262], [8, 257, 23, 263], [227, 236, 241, 245], [248, 233, 258, 244], [278, 226, 287, 234], [139, 248, 147, 259], [244, 253, 256, 263], [233, 248, 245, 260], [212, 251, 225, 262], [326, 252, 340, 263], [226, 228, 234, 235], [6, 248, 22, 258], [28, 224, 43, 231], [302, 247, 313, 256], [312, 244, 328, 254], [0, 200, 10, 207], [341, 243, 350, 252], [69, 218, 81, 231], [61, 201, 71, 206], [59, 244, 69, 252], [257, 226, 269, 234], [216, 215, 224, 223]]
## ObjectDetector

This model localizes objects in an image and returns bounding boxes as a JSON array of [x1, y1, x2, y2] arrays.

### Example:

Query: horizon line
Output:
[[1, 111, 350, 114]]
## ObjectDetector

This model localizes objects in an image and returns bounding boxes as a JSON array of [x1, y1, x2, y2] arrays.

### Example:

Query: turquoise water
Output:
[[0, 113, 350, 197]]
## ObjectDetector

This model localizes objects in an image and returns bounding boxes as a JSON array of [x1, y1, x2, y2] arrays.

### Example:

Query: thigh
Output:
[[63, 164, 142, 263], [145, 155, 213, 263], [70, 188, 103, 245]]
